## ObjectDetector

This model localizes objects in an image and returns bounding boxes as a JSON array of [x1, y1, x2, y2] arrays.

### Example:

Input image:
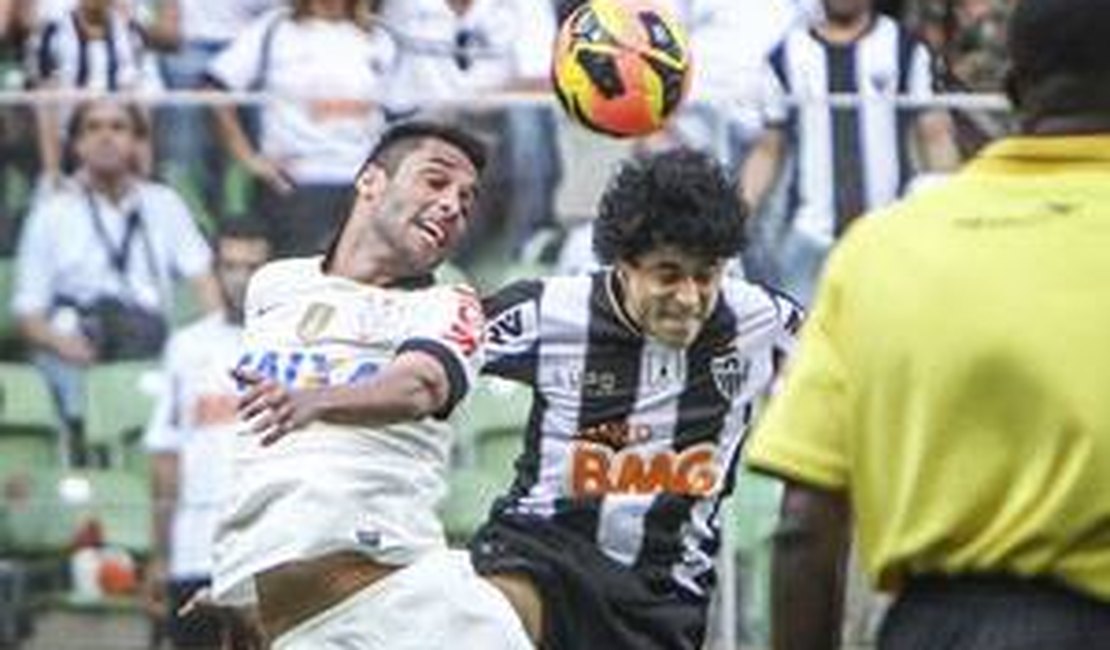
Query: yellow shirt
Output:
[[745, 135, 1110, 602]]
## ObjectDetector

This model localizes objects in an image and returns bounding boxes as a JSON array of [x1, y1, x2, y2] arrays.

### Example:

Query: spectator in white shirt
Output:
[[25, 0, 168, 190], [205, 0, 395, 258], [142, 217, 271, 649], [378, 0, 559, 266], [11, 99, 220, 464], [154, 0, 280, 218]]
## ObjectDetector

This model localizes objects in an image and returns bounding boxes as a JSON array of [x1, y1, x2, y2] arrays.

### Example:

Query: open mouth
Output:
[[415, 219, 448, 250]]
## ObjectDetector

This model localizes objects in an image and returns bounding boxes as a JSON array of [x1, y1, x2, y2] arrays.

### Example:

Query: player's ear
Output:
[[355, 164, 389, 202]]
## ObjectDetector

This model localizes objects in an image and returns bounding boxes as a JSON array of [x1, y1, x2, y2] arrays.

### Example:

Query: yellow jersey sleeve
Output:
[[744, 244, 854, 491]]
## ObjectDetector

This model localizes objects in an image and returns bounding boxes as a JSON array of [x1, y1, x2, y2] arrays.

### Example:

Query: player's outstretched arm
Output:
[[234, 351, 452, 445]]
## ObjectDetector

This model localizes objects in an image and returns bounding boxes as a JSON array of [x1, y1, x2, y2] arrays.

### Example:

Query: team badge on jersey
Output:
[[710, 349, 750, 400]]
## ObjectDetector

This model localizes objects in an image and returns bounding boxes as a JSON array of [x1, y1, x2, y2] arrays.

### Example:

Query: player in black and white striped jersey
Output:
[[472, 148, 802, 650], [741, 0, 959, 303]]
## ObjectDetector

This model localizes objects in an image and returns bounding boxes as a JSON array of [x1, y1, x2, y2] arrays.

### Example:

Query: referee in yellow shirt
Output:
[[744, 0, 1110, 648]]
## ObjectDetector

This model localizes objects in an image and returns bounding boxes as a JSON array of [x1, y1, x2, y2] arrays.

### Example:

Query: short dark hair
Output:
[[216, 216, 271, 244], [593, 149, 746, 265], [361, 120, 488, 177], [1005, 0, 1110, 118], [323, 120, 487, 271]]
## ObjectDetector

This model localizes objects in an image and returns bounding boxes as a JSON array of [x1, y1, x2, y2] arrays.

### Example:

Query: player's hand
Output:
[[232, 368, 322, 446]]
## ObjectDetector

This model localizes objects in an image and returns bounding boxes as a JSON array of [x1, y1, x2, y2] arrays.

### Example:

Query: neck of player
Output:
[[819, 12, 872, 43]]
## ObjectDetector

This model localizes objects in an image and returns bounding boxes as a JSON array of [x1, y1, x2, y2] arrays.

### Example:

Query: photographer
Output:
[[11, 99, 220, 465]]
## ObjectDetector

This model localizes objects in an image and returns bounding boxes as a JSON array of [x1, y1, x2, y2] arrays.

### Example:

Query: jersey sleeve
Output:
[[396, 284, 485, 419], [481, 279, 544, 383], [159, 186, 212, 280], [205, 11, 281, 90], [745, 253, 851, 491], [767, 289, 805, 395]]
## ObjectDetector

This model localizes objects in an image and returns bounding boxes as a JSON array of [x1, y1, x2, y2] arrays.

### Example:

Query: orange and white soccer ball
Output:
[[552, 0, 691, 138]]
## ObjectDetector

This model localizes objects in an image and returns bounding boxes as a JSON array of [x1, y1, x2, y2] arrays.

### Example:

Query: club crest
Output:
[[710, 350, 750, 400]]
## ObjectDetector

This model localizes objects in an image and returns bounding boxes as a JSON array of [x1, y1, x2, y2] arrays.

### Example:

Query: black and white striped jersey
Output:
[[760, 14, 940, 242], [480, 270, 801, 598]]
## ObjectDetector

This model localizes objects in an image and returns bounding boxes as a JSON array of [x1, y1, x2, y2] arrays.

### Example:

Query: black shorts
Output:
[[880, 574, 1110, 650], [470, 514, 709, 650]]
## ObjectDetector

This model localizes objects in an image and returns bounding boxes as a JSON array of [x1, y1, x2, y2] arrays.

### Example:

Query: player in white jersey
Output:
[[211, 121, 531, 649], [143, 218, 272, 648]]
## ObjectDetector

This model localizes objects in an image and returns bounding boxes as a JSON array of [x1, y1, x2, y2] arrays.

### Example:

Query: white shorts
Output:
[[271, 549, 533, 650]]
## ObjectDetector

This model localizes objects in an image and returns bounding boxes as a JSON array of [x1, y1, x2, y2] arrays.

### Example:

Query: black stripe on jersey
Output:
[[499, 389, 548, 504], [482, 279, 544, 385], [37, 22, 59, 80], [396, 338, 468, 420], [105, 19, 120, 91], [72, 13, 89, 87], [895, 30, 917, 193], [636, 297, 739, 573], [553, 272, 644, 541], [827, 43, 865, 233]]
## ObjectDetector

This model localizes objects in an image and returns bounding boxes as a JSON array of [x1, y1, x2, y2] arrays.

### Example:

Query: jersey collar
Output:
[[967, 134, 1110, 174]]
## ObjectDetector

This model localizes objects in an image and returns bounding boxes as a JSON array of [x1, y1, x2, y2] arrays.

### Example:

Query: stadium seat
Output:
[[2, 468, 151, 555], [171, 280, 204, 328], [0, 258, 14, 340], [730, 468, 782, 644], [442, 377, 532, 539], [0, 362, 63, 436], [82, 362, 160, 465]]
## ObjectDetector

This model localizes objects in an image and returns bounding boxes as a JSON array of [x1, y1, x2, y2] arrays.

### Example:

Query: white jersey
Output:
[[212, 258, 483, 606], [143, 314, 243, 580]]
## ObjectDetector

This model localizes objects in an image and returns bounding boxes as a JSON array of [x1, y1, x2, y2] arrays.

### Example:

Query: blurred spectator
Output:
[[740, 0, 958, 304], [640, 0, 821, 165], [378, 0, 558, 266], [25, 0, 167, 192], [205, 0, 394, 257], [905, 0, 1014, 91], [154, 0, 280, 220], [553, 0, 823, 277], [10, 100, 218, 465], [142, 217, 270, 650]]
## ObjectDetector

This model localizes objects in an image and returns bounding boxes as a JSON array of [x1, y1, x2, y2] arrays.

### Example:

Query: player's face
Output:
[[616, 246, 725, 348], [216, 237, 271, 323], [374, 139, 480, 273], [74, 103, 141, 178]]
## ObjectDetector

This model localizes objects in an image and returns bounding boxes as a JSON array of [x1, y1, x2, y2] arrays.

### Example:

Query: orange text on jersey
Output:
[[570, 441, 719, 497]]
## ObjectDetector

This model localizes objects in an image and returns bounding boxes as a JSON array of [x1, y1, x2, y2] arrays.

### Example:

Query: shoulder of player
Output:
[[719, 276, 804, 332], [243, 257, 321, 314]]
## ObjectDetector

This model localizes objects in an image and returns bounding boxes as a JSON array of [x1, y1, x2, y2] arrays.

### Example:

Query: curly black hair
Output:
[[593, 148, 746, 265]]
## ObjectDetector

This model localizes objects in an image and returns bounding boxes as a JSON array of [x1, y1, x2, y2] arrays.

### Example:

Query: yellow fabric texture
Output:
[[746, 135, 1110, 601]]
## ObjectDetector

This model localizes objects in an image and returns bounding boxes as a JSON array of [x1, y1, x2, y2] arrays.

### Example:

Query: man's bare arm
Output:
[[771, 481, 852, 650], [740, 127, 787, 212], [236, 351, 453, 445]]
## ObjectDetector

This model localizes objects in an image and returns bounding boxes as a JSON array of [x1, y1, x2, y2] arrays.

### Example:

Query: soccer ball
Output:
[[552, 0, 691, 138]]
